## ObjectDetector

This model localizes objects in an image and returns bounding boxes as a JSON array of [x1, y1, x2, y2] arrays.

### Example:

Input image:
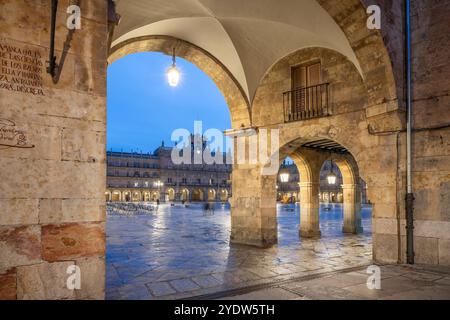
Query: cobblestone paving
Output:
[[223, 264, 450, 300], [106, 203, 373, 300]]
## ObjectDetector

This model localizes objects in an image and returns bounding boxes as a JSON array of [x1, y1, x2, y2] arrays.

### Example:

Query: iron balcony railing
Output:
[[283, 83, 330, 122]]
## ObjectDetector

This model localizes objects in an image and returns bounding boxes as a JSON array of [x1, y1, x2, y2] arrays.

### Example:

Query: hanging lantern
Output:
[[167, 48, 180, 87], [327, 160, 337, 185], [279, 167, 290, 183]]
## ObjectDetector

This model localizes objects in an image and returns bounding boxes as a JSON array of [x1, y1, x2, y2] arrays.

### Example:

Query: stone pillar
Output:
[[230, 165, 277, 247], [299, 182, 321, 238], [342, 184, 363, 234], [0, 0, 107, 299]]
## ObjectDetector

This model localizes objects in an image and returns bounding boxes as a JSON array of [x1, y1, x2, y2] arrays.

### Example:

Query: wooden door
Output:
[[291, 62, 321, 116]]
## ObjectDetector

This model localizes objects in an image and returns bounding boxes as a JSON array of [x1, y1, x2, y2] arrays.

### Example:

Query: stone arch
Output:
[[254, 131, 374, 241], [192, 188, 204, 202], [321, 153, 363, 234], [108, 35, 251, 129], [105, 191, 111, 202], [207, 189, 216, 201], [151, 191, 160, 201], [112, 190, 121, 202], [167, 188, 175, 201], [288, 149, 326, 238], [123, 191, 131, 202], [132, 190, 142, 202], [108, 1, 401, 262], [180, 188, 189, 202], [219, 189, 228, 202]]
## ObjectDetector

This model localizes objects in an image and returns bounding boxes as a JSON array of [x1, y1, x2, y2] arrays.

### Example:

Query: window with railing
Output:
[[283, 83, 330, 122]]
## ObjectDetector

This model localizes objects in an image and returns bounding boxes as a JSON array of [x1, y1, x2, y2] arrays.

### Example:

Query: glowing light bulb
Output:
[[167, 65, 180, 87], [327, 172, 337, 185], [279, 173, 290, 183], [279, 167, 290, 183]]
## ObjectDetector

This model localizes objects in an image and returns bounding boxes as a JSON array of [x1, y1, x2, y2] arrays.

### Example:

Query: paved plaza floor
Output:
[[223, 264, 450, 300], [106, 203, 374, 300]]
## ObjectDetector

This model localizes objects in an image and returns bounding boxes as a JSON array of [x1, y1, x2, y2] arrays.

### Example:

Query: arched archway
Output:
[[132, 191, 142, 202], [180, 188, 189, 202], [219, 189, 228, 202], [151, 191, 160, 201], [192, 188, 204, 202], [109, 1, 400, 259], [319, 160, 343, 204], [105, 191, 112, 202], [109, 0, 401, 272], [112, 191, 121, 202], [288, 140, 364, 237], [207, 189, 216, 201], [108, 36, 251, 130], [167, 188, 175, 201], [123, 191, 131, 202]]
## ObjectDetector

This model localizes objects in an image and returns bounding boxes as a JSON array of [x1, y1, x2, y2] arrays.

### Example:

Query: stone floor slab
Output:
[[169, 278, 200, 293], [106, 203, 372, 299], [145, 282, 176, 297]]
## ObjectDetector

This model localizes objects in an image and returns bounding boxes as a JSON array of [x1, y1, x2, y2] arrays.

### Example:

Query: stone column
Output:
[[299, 182, 321, 238], [230, 165, 277, 247], [342, 184, 363, 234]]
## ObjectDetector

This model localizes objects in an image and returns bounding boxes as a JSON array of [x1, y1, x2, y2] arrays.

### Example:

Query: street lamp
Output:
[[327, 160, 337, 185], [167, 48, 180, 87], [279, 167, 290, 183]]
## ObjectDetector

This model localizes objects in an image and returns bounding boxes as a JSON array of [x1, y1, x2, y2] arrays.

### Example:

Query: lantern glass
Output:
[[279, 172, 290, 183], [327, 172, 337, 185], [167, 65, 180, 87]]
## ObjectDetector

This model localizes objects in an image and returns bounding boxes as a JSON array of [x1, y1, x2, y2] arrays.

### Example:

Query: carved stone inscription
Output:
[[0, 118, 34, 150], [0, 41, 45, 96]]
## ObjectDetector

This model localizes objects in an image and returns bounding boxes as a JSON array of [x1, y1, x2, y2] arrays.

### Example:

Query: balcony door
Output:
[[291, 62, 321, 114]]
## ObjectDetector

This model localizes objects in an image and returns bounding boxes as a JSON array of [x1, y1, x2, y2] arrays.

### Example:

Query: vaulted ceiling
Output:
[[112, 0, 362, 102]]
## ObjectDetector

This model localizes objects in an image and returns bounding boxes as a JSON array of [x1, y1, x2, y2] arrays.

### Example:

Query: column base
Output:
[[299, 229, 321, 238], [342, 224, 363, 234], [230, 237, 277, 248]]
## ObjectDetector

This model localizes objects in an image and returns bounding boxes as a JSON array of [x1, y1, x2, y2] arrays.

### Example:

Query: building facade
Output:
[[106, 149, 367, 204], [106, 142, 232, 203]]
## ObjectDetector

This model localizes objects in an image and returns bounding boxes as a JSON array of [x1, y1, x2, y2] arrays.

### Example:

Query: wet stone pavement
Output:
[[106, 203, 373, 300]]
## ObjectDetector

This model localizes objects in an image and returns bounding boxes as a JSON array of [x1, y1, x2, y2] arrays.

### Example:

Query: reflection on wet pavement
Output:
[[106, 203, 372, 300]]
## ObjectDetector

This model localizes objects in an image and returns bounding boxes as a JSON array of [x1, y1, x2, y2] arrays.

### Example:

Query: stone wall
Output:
[[351, 0, 450, 266], [0, 0, 107, 299], [399, 0, 450, 265]]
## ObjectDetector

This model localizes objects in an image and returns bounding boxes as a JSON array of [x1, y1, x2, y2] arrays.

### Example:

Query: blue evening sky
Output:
[[107, 52, 231, 153]]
